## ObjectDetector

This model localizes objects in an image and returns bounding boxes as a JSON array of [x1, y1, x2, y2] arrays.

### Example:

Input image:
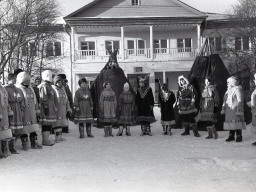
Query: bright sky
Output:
[[60, 0, 239, 16]]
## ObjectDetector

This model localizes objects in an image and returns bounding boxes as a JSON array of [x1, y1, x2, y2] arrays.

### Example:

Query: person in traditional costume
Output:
[[249, 73, 256, 146], [117, 82, 135, 136], [52, 76, 71, 142], [158, 83, 176, 136], [57, 74, 73, 133], [38, 70, 56, 146], [221, 76, 246, 142], [32, 76, 41, 104], [73, 78, 94, 138], [99, 81, 117, 137], [177, 75, 200, 137], [135, 76, 155, 136], [16, 72, 42, 150], [0, 69, 14, 158], [4, 73, 24, 153], [200, 76, 219, 139]]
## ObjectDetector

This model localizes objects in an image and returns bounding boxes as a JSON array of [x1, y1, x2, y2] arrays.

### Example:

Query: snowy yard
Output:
[[1, 108, 256, 192]]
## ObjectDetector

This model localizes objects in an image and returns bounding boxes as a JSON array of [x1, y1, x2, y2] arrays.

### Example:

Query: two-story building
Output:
[[64, 0, 207, 102]]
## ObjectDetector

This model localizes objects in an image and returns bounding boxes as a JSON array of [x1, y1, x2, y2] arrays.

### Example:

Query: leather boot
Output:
[[55, 132, 61, 143], [30, 136, 42, 149], [162, 125, 167, 135], [181, 123, 190, 136], [108, 126, 114, 137], [205, 127, 213, 139], [42, 131, 55, 146], [226, 131, 235, 142], [9, 138, 19, 154], [211, 125, 218, 139], [146, 125, 152, 136], [2, 140, 11, 156], [59, 131, 66, 141], [21, 137, 29, 151], [104, 127, 109, 137], [192, 123, 200, 137], [126, 126, 131, 136], [236, 135, 243, 142], [86, 125, 94, 138], [116, 126, 124, 136], [0, 141, 7, 158], [140, 125, 146, 136], [167, 125, 172, 136], [79, 124, 85, 138]]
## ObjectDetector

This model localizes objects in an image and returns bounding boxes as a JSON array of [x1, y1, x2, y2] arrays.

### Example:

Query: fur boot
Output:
[[108, 126, 114, 137], [0, 141, 7, 158], [146, 125, 152, 136], [181, 123, 190, 136], [2, 140, 11, 156], [205, 126, 213, 139], [126, 126, 131, 136], [21, 137, 29, 151], [140, 125, 146, 136], [162, 125, 167, 135], [104, 126, 109, 137], [79, 124, 85, 138], [211, 125, 218, 139], [191, 123, 200, 137], [42, 131, 55, 146], [86, 125, 94, 138], [167, 125, 172, 136], [30, 136, 42, 149], [9, 138, 19, 154], [116, 126, 124, 136]]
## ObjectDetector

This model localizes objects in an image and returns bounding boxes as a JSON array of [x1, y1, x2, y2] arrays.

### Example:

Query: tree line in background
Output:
[[0, 0, 64, 80]]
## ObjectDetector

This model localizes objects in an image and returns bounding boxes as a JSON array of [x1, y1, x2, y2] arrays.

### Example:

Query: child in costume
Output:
[[221, 76, 246, 142], [177, 75, 200, 137], [16, 72, 42, 150], [200, 76, 219, 139], [4, 73, 24, 153], [117, 82, 135, 136], [73, 78, 94, 138], [158, 83, 176, 135], [99, 81, 117, 137], [52, 76, 71, 142], [0, 69, 14, 158], [38, 70, 57, 146], [135, 76, 155, 136]]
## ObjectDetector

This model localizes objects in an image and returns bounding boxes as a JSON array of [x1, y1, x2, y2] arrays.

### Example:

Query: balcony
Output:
[[75, 48, 197, 62]]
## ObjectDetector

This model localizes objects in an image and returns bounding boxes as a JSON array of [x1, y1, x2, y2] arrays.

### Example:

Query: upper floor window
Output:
[[127, 39, 145, 55], [132, 0, 140, 5], [46, 41, 62, 57], [105, 40, 120, 53], [81, 41, 95, 56], [177, 38, 192, 52], [235, 37, 249, 51], [209, 37, 222, 51], [154, 39, 167, 53], [21, 42, 37, 57]]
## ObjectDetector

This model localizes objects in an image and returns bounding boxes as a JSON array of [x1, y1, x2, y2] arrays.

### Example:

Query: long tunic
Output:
[[159, 90, 176, 125], [200, 85, 219, 122], [52, 85, 70, 127], [99, 87, 117, 123], [118, 90, 136, 125], [135, 87, 155, 123], [17, 85, 40, 134], [0, 83, 13, 140], [38, 82, 57, 125], [222, 85, 246, 130], [4, 84, 24, 130], [250, 89, 256, 133], [73, 87, 94, 123]]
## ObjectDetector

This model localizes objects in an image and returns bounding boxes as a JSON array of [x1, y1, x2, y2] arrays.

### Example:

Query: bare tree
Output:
[[0, 0, 63, 76]]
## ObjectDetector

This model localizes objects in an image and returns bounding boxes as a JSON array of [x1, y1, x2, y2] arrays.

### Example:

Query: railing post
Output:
[[197, 24, 201, 50], [150, 26, 154, 60], [121, 26, 125, 61]]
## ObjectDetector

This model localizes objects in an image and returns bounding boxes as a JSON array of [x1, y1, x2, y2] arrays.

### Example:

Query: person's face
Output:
[[227, 80, 233, 89], [139, 81, 145, 87], [23, 80, 30, 86], [205, 79, 210, 86], [80, 82, 87, 88], [8, 78, 16, 85], [106, 83, 111, 88], [56, 80, 63, 87], [35, 80, 40, 86]]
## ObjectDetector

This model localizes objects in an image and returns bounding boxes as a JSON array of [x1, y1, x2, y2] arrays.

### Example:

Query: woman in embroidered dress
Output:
[[250, 73, 256, 146], [135, 76, 155, 136], [117, 82, 135, 136], [4, 73, 24, 153], [221, 76, 246, 142], [38, 70, 57, 146], [99, 81, 117, 137], [73, 78, 94, 138], [52, 76, 71, 142], [158, 83, 176, 136], [0, 69, 13, 158], [16, 72, 42, 150], [177, 75, 200, 137], [200, 76, 219, 139]]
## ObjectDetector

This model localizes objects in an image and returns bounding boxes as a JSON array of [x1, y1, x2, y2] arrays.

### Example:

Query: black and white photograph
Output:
[[1, 0, 256, 191]]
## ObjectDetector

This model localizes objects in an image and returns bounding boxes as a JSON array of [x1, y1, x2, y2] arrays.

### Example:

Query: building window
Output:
[[209, 37, 222, 51], [127, 39, 145, 55], [81, 41, 95, 56], [154, 39, 167, 53], [21, 42, 37, 56], [132, 0, 140, 5], [105, 41, 120, 54], [235, 37, 249, 51], [46, 41, 62, 57], [127, 40, 135, 55], [137, 40, 145, 54], [177, 38, 192, 52]]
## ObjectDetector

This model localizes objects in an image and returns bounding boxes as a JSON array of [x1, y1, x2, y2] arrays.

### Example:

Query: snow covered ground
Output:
[[1, 108, 256, 192]]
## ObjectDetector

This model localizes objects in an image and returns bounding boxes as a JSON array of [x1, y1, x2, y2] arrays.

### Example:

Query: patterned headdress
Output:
[[42, 70, 53, 82], [227, 76, 239, 86]]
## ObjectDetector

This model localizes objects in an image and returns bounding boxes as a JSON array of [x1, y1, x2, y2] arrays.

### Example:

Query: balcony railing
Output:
[[75, 48, 197, 62]]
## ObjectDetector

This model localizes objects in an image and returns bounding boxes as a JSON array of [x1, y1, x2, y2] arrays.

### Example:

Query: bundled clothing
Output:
[[251, 88, 256, 134]]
